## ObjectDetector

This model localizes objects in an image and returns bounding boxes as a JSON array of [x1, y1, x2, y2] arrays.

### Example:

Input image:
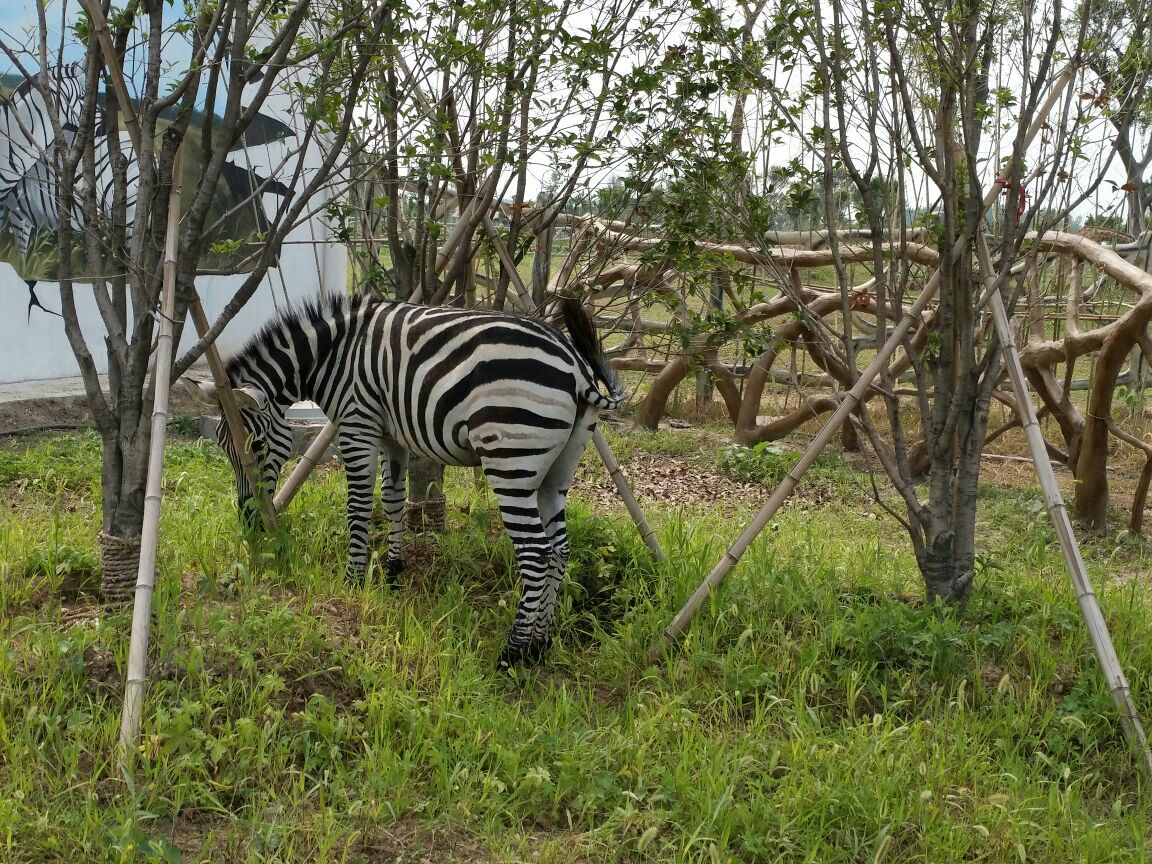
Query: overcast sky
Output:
[[1, 0, 1145, 225]]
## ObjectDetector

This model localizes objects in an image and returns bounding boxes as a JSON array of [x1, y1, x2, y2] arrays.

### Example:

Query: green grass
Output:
[[2, 431, 1152, 861]]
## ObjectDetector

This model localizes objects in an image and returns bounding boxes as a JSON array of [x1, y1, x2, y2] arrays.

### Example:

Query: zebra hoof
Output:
[[497, 642, 530, 671], [522, 638, 552, 667], [385, 558, 405, 587]]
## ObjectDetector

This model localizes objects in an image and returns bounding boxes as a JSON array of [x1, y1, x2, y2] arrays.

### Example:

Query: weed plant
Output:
[[0, 432, 1150, 861]]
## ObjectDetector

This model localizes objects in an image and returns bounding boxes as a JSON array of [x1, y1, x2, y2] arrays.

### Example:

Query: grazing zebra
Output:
[[0, 62, 88, 204], [0, 131, 139, 259], [192, 293, 623, 667]]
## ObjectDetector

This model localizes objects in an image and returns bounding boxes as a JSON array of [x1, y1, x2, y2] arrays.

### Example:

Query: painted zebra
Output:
[[0, 62, 88, 204], [191, 293, 623, 667], [0, 131, 139, 259]]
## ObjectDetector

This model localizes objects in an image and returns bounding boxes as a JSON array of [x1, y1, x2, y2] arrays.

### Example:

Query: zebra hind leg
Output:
[[379, 442, 409, 586], [485, 482, 553, 670], [524, 405, 597, 664], [524, 489, 569, 666], [338, 433, 380, 585]]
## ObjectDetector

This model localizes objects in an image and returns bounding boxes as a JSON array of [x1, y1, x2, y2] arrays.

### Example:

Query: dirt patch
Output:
[[0, 395, 93, 437], [311, 596, 364, 645], [82, 643, 120, 698], [0, 390, 205, 440], [352, 819, 491, 864], [281, 665, 363, 713], [155, 811, 231, 861], [572, 450, 865, 513], [573, 453, 769, 511], [59, 566, 101, 602]]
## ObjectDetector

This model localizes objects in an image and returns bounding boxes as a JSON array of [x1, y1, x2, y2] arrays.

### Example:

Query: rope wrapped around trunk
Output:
[[99, 531, 141, 606]]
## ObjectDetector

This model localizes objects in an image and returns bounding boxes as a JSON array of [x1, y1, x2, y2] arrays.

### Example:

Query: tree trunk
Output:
[[406, 454, 446, 533], [634, 357, 689, 429], [840, 409, 860, 452], [917, 533, 974, 605], [98, 404, 150, 604], [532, 224, 554, 306], [1074, 331, 1133, 529]]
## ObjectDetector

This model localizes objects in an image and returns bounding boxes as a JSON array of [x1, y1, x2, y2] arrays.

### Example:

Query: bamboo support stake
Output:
[[592, 428, 665, 561], [482, 214, 535, 313], [187, 297, 278, 533], [118, 146, 183, 774], [77, 0, 143, 155], [647, 63, 1075, 666], [274, 420, 340, 512], [976, 233, 1152, 777], [646, 278, 937, 664]]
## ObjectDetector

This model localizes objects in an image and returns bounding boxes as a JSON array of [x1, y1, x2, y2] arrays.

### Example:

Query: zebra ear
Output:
[[232, 387, 267, 412]]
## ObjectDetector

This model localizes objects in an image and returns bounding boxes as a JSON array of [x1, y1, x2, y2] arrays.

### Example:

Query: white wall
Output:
[[0, 219, 347, 387], [0, 22, 349, 388]]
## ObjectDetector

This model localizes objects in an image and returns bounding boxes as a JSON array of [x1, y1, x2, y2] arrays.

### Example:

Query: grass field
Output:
[[2, 422, 1152, 862]]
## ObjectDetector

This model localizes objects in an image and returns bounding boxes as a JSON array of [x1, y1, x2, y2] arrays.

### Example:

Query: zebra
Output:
[[0, 62, 89, 204], [189, 293, 623, 668], [0, 131, 139, 260]]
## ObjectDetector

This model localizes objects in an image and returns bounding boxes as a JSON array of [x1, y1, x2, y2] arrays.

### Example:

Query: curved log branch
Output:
[[633, 357, 689, 429], [1104, 416, 1152, 535], [592, 229, 942, 271], [705, 355, 743, 424], [734, 394, 845, 445]]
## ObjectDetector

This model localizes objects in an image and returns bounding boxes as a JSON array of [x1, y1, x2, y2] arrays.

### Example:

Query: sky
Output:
[[1, 0, 1145, 227], [0, 0, 197, 103]]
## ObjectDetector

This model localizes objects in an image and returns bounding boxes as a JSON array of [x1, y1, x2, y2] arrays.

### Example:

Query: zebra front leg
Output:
[[379, 442, 409, 586], [340, 435, 379, 585]]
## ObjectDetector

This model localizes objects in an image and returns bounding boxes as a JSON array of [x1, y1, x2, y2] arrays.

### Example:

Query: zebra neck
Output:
[[293, 306, 366, 412]]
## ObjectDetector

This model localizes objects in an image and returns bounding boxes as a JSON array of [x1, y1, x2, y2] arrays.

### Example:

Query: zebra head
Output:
[[191, 379, 293, 530]]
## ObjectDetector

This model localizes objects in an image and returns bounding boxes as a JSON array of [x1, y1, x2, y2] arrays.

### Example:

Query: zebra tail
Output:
[[559, 297, 624, 409]]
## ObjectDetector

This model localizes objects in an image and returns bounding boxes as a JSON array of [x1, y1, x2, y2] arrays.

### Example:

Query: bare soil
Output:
[[5, 386, 1150, 526], [0, 390, 205, 440]]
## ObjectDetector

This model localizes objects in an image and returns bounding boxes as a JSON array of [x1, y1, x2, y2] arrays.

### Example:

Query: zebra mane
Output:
[[225, 290, 384, 383], [11, 62, 84, 100]]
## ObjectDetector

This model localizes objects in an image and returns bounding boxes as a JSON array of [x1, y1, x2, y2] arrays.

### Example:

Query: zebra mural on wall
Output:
[[0, 62, 94, 316], [1, 131, 140, 255], [1, 59, 299, 318], [0, 62, 89, 202], [188, 293, 624, 668]]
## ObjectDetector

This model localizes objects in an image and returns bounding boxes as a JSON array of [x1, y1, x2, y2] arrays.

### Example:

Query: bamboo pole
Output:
[[187, 298, 279, 533], [482, 213, 535, 313], [646, 278, 937, 664], [648, 66, 1075, 665], [274, 420, 340, 512], [77, 0, 143, 155], [976, 233, 1152, 777], [118, 146, 183, 774], [592, 428, 665, 561]]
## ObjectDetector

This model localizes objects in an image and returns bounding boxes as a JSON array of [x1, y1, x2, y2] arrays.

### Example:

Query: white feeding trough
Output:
[[196, 400, 337, 464]]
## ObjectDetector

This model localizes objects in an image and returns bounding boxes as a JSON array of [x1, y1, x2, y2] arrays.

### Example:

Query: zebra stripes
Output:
[[0, 131, 138, 258], [0, 63, 88, 203], [195, 293, 623, 667]]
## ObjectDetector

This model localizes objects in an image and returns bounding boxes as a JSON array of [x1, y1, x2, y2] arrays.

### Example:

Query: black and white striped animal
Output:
[[0, 63, 88, 204], [0, 131, 138, 259], [191, 294, 623, 667]]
